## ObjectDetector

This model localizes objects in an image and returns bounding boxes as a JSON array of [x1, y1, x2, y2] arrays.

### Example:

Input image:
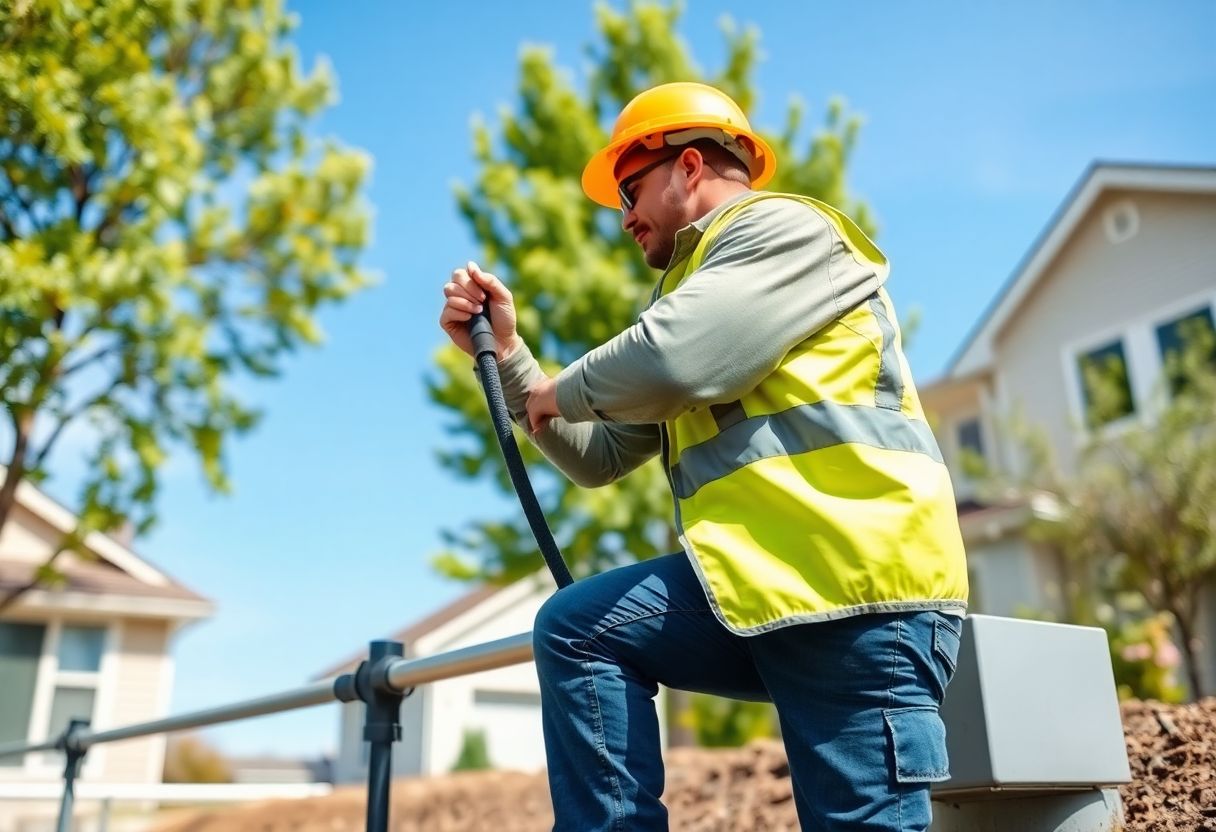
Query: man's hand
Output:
[[439, 261, 523, 360], [525, 376, 560, 436]]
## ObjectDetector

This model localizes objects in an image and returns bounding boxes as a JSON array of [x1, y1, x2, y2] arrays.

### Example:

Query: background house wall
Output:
[[923, 168, 1216, 697], [993, 189, 1216, 473]]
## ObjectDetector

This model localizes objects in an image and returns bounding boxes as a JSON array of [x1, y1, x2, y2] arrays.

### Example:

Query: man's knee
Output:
[[533, 583, 588, 667]]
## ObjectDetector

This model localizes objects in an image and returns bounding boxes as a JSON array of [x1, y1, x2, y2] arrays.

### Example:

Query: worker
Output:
[[439, 81, 969, 831]]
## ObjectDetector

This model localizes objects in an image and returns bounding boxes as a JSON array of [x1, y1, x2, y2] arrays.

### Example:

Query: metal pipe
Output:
[[55, 768, 77, 832], [77, 679, 337, 750], [365, 741, 395, 832], [360, 640, 405, 832], [0, 738, 59, 759], [0, 631, 536, 761], [384, 631, 534, 692]]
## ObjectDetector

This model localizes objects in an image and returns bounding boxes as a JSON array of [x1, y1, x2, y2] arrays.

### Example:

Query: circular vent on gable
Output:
[[1103, 199, 1139, 244]]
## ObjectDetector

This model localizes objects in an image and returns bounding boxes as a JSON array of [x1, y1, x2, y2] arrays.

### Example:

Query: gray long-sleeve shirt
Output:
[[494, 191, 886, 488]]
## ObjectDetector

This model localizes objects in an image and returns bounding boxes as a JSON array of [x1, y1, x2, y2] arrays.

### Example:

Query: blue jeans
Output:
[[532, 553, 961, 831]]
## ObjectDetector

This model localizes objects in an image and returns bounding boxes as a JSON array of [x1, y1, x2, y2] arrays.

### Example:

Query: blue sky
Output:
[[31, 1, 1216, 758]]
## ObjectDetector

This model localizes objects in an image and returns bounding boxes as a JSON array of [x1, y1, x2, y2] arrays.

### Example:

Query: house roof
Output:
[[316, 582, 502, 679], [1, 468, 213, 618], [0, 557, 204, 600], [316, 567, 561, 680], [945, 162, 1216, 379]]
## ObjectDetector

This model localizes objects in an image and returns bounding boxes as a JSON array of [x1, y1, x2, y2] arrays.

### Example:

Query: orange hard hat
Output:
[[581, 82, 777, 209]]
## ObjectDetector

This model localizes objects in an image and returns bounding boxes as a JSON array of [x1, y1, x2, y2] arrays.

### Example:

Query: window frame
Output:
[[1073, 336, 1138, 429], [955, 415, 986, 461], [1060, 288, 1216, 444], [945, 409, 989, 500], [1, 617, 117, 779]]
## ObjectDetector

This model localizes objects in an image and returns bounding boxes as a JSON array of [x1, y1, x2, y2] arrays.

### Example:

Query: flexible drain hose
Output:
[[469, 310, 575, 589]]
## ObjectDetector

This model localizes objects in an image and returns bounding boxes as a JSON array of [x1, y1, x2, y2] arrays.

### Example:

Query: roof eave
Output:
[[10, 588, 216, 622], [945, 162, 1216, 379]]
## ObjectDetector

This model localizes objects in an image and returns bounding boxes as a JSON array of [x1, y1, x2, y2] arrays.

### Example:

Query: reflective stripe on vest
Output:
[[659, 192, 969, 634]]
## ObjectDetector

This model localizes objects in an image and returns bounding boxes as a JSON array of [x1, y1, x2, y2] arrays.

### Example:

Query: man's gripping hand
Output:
[[439, 261, 524, 361]]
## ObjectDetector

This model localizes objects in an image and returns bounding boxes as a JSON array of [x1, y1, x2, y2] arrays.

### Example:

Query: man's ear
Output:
[[678, 147, 705, 188]]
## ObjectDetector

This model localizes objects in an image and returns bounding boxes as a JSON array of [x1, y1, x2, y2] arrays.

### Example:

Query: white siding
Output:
[[994, 190, 1216, 472], [418, 585, 548, 775], [98, 619, 171, 784], [0, 504, 62, 564], [332, 686, 427, 785], [965, 536, 1066, 620]]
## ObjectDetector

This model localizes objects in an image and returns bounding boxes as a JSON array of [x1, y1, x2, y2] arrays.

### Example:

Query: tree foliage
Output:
[[428, 1, 875, 584], [450, 727, 492, 772], [681, 696, 776, 748], [163, 733, 233, 783], [983, 324, 1216, 699], [0, 0, 372, 611]]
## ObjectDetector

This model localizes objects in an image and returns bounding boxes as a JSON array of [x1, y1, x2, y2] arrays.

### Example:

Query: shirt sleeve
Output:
[[554, 197, 884, 424], [491, 341, 661, 488]]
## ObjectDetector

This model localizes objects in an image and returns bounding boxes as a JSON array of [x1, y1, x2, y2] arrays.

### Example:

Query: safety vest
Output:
[[656, 192, 969, 634]]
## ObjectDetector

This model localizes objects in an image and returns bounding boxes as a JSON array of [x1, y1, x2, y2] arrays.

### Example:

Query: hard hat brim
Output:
[[581, 121, 777, 209]]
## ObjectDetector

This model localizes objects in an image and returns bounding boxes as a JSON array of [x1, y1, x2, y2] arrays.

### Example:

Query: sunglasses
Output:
[[617, 152, 680, 215]]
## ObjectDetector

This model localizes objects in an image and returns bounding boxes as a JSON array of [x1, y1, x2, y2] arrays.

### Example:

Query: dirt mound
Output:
[[152, 699, 1216, 832], [1119, 698, 1216, 832]]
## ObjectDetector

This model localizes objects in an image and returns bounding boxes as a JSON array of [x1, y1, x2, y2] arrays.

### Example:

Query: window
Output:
[[957, 418, 985, 457], [1155, 306, 1216, 396], [473, 689, 544, 708], [0, 621, 105, 769], [953, 417, 986, 479], [57, 625, 105, 673], [46, 625, 104, 741], [0, 623, 46, 767], [47, 687, 96, 741], [1076, 339, 1135, 427]]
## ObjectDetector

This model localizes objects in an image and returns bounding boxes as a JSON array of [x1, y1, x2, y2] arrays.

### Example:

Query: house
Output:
[[321, 571, 556, 783], [919, 161, 1216, 693], [0, 475, 213, 830], [226, 754, 333, 784]]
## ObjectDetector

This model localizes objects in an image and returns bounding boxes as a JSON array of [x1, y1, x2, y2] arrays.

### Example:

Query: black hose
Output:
[[468, 310, 575, 589]]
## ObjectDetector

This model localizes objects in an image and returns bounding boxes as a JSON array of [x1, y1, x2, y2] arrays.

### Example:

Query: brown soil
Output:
[[1118, 698, 1216, 832], [152, 698, 1216, 832]]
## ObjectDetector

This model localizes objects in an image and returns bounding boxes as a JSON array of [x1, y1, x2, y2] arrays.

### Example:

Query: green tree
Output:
[[428, 1, 876, 746], [163, 734, 233, 783], [0, 0, 372, 612], [429, 1, 874, 584]]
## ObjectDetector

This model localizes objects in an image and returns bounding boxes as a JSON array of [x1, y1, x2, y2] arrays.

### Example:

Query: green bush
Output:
[[451, 728, 492, 772], [681, 694, 777, 748], [1107, 611, 1187, 703]]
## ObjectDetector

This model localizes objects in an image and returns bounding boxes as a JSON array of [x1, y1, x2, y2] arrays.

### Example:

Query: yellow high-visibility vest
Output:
[[659, 192, 969, 634]]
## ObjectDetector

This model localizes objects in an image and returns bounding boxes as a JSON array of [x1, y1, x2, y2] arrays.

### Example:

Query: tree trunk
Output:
[[0, 409, 32, 536], [0, 409, 38, 616], [0, 550, 65, 617], [1172, 608, 1206, 700]]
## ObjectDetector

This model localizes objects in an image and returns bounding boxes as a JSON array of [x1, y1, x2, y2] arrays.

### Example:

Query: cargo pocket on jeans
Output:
[[883, 706, 951, 783]]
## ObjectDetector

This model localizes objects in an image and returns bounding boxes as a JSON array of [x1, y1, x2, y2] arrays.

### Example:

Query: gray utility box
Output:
[[932, 614, 1132, 799]]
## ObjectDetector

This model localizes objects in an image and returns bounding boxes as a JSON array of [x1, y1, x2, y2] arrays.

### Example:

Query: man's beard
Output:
[[642, 187, 683, 269], [645, 234, 676, 269]]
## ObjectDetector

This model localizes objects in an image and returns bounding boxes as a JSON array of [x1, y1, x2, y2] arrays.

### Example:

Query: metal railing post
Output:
[[334, 640, 410, 832], [55, 719, 90, 832]]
